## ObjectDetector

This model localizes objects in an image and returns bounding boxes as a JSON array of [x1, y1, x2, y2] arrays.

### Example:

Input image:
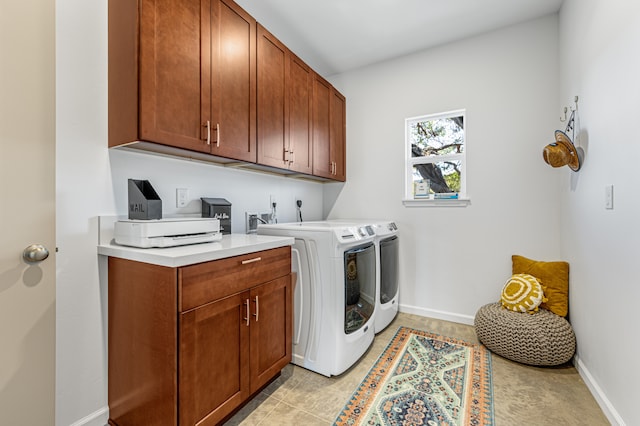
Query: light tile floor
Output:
[[224, 312, 609, 425]]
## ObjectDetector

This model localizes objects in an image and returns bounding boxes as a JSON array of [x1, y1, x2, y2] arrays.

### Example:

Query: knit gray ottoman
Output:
[[474, 303, 576, 366]]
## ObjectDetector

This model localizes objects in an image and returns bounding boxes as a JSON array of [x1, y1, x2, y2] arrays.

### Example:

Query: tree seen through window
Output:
[[407, 111, 465, 196]]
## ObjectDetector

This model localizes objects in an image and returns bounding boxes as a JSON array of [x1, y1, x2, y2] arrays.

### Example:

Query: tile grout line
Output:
[[253, 394, 285, 426], [253, 373, 309, 425], [274, 399, 335, 424]]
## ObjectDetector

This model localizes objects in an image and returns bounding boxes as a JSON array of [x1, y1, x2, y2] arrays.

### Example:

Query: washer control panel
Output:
[[336, 225, 375, 243]]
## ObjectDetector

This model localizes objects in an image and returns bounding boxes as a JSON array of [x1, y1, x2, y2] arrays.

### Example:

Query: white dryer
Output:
[[329, 220, 399, 333], [257, 221, 376, 377]]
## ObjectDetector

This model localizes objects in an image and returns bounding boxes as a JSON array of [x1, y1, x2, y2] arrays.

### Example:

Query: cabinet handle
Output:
[[244, 299, 250, 326], [284, 149, 294, 165], [283, 148, 289, 162], [241, 257, 262, 265], [204, 121, 211, 145], [215, 123, 220, 148], [253, 296, 259, 322]]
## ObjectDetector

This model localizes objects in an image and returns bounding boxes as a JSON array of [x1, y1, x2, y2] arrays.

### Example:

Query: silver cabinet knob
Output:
[[23, 244, 50, 263]]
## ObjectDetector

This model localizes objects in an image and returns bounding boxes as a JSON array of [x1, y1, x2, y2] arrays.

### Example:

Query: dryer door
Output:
[[343, 243, 376, 334], [379, 236, 399, 304]]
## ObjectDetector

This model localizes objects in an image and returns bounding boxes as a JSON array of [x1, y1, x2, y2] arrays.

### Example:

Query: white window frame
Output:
[[402, 109, 470, 207]]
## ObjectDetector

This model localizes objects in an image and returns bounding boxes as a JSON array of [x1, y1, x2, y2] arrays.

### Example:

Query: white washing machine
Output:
[[329, 220, 399, 333], [257, 221, 377, 377]]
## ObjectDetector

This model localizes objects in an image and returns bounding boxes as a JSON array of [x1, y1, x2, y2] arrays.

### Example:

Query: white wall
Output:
[[55, 1, 323, 424], [107, 149, 324, 225], [55, 1, 637, 423], [327, 15, 562, 323], [558, 1, 640, 424]]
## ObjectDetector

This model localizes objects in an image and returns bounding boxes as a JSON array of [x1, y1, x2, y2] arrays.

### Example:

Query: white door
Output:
[[0, 0, 56, 424]]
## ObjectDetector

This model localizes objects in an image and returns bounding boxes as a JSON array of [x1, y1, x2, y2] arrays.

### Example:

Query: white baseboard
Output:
[[69, 406, 109, 426], [573, 355, 625, 426], [399, 304, 475, 326]]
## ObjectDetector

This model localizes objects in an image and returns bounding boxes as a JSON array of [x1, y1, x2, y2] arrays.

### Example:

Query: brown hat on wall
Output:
[[543, 130, 582, 171]]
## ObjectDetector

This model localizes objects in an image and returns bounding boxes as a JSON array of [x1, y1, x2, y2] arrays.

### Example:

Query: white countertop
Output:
[[98, 233, 294, 268]]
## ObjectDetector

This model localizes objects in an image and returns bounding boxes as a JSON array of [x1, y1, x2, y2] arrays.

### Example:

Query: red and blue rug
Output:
[[334, 326, 494, 425]]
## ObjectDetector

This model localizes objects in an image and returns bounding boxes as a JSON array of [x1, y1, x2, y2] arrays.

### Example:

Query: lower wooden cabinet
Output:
[[108, 246, 292, 426], [248, 276, 292, 392]]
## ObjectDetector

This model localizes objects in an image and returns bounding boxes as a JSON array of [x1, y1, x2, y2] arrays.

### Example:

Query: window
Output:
[[404, 109, 468, 205]]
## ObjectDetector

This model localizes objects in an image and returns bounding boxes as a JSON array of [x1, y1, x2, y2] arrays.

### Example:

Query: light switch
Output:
[[605, 185, 613, 209], [176, 188, 189, 208]]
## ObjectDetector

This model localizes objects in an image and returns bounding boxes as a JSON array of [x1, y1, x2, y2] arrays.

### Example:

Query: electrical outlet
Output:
[[245, 212, 271, 233], [245, 212, 258, 233], [259, 212, 271, 224], [176, 188, 189, 207]]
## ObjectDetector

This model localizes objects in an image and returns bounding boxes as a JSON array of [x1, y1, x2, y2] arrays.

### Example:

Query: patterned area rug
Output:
[[334, 326, 494, 426]]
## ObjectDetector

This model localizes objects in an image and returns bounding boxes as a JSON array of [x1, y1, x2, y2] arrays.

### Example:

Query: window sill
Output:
[[402, 197, 471, 207]]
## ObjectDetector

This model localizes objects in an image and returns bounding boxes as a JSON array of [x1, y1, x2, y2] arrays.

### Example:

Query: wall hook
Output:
[[560, 96, 579, 122], [560, 106, 568, 122], [570, 95, 579, 112]]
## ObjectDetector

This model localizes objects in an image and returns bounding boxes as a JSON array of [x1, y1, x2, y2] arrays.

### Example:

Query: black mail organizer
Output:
[[128, 179, 162, 220]]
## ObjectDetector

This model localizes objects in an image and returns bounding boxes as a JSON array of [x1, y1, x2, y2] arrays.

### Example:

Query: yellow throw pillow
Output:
[[501, 274, 547, 313], [512, 255, 569, 317]]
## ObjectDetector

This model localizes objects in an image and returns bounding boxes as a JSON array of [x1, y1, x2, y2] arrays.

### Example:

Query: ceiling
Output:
[[235, 0, 564, 76]]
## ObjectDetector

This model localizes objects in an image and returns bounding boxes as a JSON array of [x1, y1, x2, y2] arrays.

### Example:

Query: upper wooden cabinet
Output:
[[109, 0, 204, 151], [257, 25, 313, 175], [312, 73, 346, 181], [256, 25, 287, 169], [286, 53, 314, 174], [312, 73, 331, 179], [109, 0, 256, 162], [109, 0, 343, 180], [330, 89, 346, 181], [208, 0, 256, 162]]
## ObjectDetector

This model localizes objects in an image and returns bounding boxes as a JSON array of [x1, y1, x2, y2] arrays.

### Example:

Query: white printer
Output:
[[114, 217, 222, 248]]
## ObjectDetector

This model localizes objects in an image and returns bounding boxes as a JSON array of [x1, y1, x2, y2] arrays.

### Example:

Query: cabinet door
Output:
[[208, 0, 257, 162], [330, 88, 346, 181], [180, 292, 250, 426], [288, 54, 313, 174], [249, 275, 292, 393], [312, 73, 332, 179], [256, 24, 288, 169], [138, 0, 209, 152]]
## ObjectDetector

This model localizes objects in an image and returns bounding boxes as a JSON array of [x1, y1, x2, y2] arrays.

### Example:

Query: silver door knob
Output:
[[23, 244, 50, 263]]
